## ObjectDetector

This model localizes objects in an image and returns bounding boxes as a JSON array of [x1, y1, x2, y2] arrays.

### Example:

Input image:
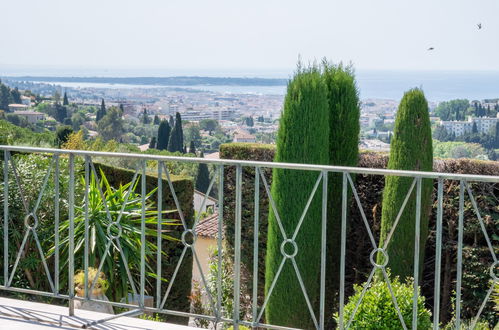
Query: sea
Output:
[[5, 70, 499, 102]]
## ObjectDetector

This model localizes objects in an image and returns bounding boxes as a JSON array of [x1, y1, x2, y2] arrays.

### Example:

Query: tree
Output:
[[56, 125, 74, 147], [156, 120, 171, 150], [63, 92, 69, 106], [169, 115, 175, 128], [167, 112, 184, 153], [97, 106, 124, 141], [472, 121, 478, 134], [153, 115, 160, 125], [322, 61, 361, 324], [189, 140, 196, 155], [96, 99, 106, 122], [141, 108, 150, 124], [55, 103, 68, 123], [244, 116, 254, 127], [195, 151, 210, 193], [0, 84, 12, 111], [434, 99, 470, 121], [149, 137, 157, 149], [265, 65, 329, 329], [199, 119, 218, 134], [378, 88, 433, 281], [11, 87, 21, 104], [433, 125, 449, 141], [184, 124, 202, 147]]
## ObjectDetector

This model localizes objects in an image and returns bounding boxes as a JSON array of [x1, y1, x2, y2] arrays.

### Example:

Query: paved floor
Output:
[[0, 297, 196, 329]]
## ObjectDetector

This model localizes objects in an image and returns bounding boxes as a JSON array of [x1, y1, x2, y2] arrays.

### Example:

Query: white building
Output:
[[440, 115, 499, 137], [8, 104, 29, 112], [12, 111, 45, 124]]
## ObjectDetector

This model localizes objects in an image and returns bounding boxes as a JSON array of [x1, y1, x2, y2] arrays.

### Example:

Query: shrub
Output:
[[336, 276, 432, 329], [379, 88, 433, 280], [265, 64, 329, 328]]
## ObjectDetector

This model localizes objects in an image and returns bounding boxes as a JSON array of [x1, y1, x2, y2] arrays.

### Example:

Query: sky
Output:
[[1, 0, 498, 77]]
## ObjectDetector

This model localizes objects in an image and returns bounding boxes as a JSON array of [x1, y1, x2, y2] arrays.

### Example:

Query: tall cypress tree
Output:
[[167, 112, 184, 153], [195, 151, 210, 193], [265, 65, 329, 329], [156, 120, 171, 150], [169, 115, 175, 128], [189, 140, 196, 155], [153, 115, 160, 125], [378, 88, 433, 280], [63, 92, 69, 105], [322, 61, 361, 324], [149, 136, 157, 149], [96, 99, 106, 122]]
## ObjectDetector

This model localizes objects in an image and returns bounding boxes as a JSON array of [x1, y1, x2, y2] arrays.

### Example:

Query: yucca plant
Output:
[[50, 169, 178, 302]]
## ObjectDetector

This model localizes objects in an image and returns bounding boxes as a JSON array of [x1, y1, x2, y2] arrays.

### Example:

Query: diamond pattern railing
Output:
[[0, 145, 498, 329]]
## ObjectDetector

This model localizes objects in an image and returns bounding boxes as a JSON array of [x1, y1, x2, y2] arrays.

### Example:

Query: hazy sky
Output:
[[1, 0, 498, 76]]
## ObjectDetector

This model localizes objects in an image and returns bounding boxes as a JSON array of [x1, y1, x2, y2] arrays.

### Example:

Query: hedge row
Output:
[[95, 163, 194, 325], [220, 143, 499, 326]]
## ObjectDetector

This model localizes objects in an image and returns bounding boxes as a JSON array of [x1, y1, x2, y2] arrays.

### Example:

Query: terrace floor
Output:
[[0, 297, 196, 329]]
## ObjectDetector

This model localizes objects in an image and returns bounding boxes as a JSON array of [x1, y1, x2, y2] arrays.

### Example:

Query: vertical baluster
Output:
[[412, 177, 422, 330], [140, 160, 146, 308], [54, 154, 60, 294], [84, 156, 90, 299], [233, 165, 242, 329], [156, 161, 163, 309], [252, 167, 260, 325], [338, 172, 347, 330], [3, 150, 9, 286], [320, 171, 328, 330], [455, 180, 465, 329], [433, 178, 443, 330], [217, 165, 224, 324], [68, 154, 75, 316]]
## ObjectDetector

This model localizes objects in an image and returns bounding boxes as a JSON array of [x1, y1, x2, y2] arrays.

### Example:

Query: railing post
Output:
[[84, 156, 90, 299], [320, 170, 328, 330], [338, 172, 347, 330], [217, 164, 224, 324], [233, 165, 243, 329], [140, 160, 146, 308], [156, 161, 163, 309], [54, 154, 60, 294], [433, 178, 443, 330], [252, 167, 260, 325], [68, 154, 75, 316], [412, 177, 422, 330], [455, 180, 465, 329], [3, 150, 9, 287]]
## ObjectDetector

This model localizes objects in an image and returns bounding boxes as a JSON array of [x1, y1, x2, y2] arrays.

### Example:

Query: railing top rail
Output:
[[1, 145, 499, 182]]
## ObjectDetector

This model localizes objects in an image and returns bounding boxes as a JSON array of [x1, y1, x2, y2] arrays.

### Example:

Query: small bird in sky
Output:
[[427, 47, 434, 51], [477, 23, 482, 30]]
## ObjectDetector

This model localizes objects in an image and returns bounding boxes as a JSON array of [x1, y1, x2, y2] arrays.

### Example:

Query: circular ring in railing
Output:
[[490, 261, 499, 282], [24, 213, 38, 230], [280, 239, 298, 259], [107, 222, 123, 239], [370, 248, 389, 268], [181, 229, 197, 247]]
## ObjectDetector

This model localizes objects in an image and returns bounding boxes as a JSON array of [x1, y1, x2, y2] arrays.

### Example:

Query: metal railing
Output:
[[0, 145, 497, 329]]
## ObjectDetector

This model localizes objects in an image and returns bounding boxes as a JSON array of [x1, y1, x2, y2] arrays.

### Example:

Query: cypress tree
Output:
[[149, 136, 157, 149], [169, 115, 175, 128], [265, 65, 329, 328], [195, 151, 210, 193], [153, 115, 160, 125], [189, 140, 196, 155], [472, 121, 478, 134], [167, 112, 184, 153], [96, 99, 106, 122], [63, 92, 69, 106], [156, 120, 171, 150], [322, 61, 360, 324], [378, 88, 433, 281]]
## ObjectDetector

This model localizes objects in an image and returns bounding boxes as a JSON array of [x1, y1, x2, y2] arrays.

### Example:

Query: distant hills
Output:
[[2, 76, 288, 86]]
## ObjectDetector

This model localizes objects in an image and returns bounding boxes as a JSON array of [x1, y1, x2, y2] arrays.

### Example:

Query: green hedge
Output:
[[95, 163, 194, 325], [220, 143, 499, 326]]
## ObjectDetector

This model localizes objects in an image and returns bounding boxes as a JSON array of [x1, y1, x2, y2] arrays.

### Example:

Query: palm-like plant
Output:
[[51, 169, 178, 302]]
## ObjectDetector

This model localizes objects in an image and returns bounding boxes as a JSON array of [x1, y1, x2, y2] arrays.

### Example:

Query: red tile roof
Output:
[[196, 213, 219, 238]]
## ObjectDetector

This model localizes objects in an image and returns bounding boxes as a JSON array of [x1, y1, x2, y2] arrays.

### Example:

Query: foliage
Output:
[[157, 119, 171, 150], [74, 267, 109, 296], [265, 64, 330, 328], [96, 99, 106, 122], [434, 99, 471, 121], [0, 119, 55, 147], [97, 106, 124, 141], [336, 276, 432, 329], [184, 123, 202, 147], [322, 60, 361, 323], [168, 112, 184, 153], [379, 88, 433, 280], [55, 125, 73, 147], [433, 140, 488, 159], [195, 151, 210, 193], [49, 169, 177, 302], [199, 119, 218, 134]]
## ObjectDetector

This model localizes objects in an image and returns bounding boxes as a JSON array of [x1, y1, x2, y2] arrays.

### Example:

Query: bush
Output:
[[336, 276, 432, 329]]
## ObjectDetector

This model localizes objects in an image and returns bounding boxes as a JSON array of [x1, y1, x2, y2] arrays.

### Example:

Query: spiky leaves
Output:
[[265, 65, 329, 328], [378, 88, 433, 280]]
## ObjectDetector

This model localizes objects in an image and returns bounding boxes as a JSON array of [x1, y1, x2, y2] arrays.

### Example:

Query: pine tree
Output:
[[195, 151, 210, 193], [167, 112, 184, 153], [149, 137, 157, 149], [322, 61, 360, 324], [378, 88, 433, 281], [189, 140, 196, 155], [63, 92, 69, 106], [265, 65, 329, 329], [156, 120, 171, 150]]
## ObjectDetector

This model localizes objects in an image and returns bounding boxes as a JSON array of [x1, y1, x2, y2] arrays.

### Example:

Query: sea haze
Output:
[[3, 70, 499, 101]]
